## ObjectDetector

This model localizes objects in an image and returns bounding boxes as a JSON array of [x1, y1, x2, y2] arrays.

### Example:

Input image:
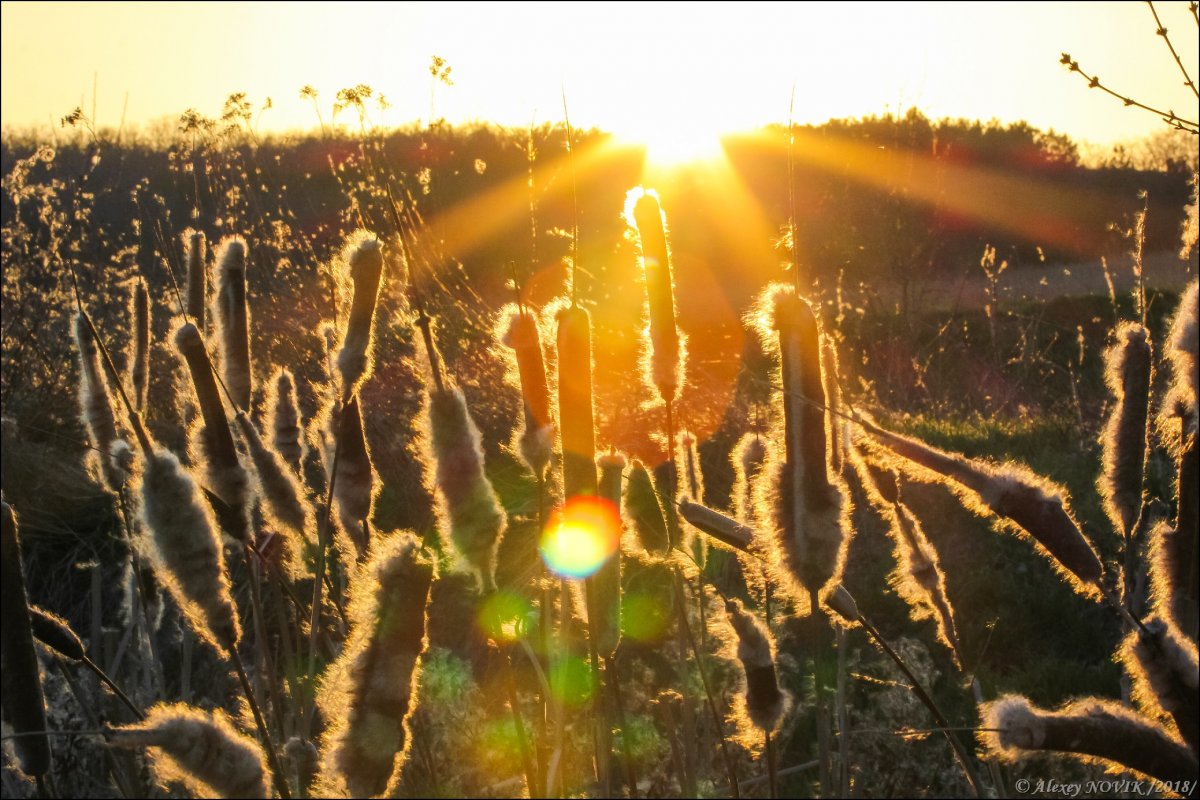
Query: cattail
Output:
[[106, 703, 268, 798], [1121, 617, 1199, 754], [678, 500, 754, 551], [496, 303, 554, 476], [74, 312, 125, 491], [731, 433, 768, 525], [131, 278, 150, 413], [212, 237, 253, 411], [1099, 322, 1152, 537], [319, 533, 434, 798], [184, 229, 207, 327], [556, 304, 598, 498], [851, 449, 962, 665], [175, 322, 250, 542], [336, 231, 385, 398], [627, 188, 686, 404], [0, 502, 51, 778], [235, 412, 313, 547], [626, 458, 670, 554], [428, 387, 506, 593], [1165, 279, 1198, 421], [1148, 520, 1199, 641], [268, 369, 305, 473], [980, 695, 1198, 784], [653, 458, 687, 550], [595, 452, 626, 657], [139, 448, 240, 652], [725, 598, 787, 734], [29, 607, 87, 662], [859, 416, 1104, 595], [755, 284, 849, 600], [332, 396, 375, 560], [680, 433, 708, 567], [823, 583, 860, 624], [285, 737, 319, 797]]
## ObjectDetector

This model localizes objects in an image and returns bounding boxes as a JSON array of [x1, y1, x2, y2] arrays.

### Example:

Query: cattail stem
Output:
[[670, 569, 740, 799], [499, 647, 539, 798], [79, 657, 144, 721], [605, 653, 639, 799], [809, 589, 833, 796], [765, 731, 778, 800], [115, 486, 166, 699], [856, 614, 984, 797], [231, 649, 290, 799], [304, 419, 343, 739], [416, 314, 445, 393]]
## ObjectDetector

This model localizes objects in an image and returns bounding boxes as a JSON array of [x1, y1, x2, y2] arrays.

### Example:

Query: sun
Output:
[[618, 118, 728, 172]]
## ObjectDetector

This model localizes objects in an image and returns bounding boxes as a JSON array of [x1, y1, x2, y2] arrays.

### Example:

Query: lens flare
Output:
[[539, 496, 621, 579], [549, 655, 597, 707]]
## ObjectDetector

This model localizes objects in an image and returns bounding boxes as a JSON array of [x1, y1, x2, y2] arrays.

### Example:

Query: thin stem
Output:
[[765, 731, 779, 799], [856, 615, 985, 798], [1146, 1, 1199, 99], [671, 569, 740, 799], [80, 657, 145, 721], [500, 647, 540, 799], [231, 649, 291, 799]]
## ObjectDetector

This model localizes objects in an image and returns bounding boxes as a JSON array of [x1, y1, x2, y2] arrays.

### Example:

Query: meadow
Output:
[[0, 86, 1197, 800]]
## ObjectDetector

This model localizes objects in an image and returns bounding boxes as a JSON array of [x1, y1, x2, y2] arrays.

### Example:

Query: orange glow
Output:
[[539, 496, 622, 579]]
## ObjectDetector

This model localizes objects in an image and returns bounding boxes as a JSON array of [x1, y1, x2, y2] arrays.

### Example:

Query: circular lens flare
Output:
[[540, 495, 621, 579]]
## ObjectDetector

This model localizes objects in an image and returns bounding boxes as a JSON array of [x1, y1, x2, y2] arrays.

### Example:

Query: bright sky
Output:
[[2, 0, 1198, 155]]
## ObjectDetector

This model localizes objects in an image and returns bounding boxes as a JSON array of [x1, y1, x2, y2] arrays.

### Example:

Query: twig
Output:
[[1059, 53, 1200, 133], [1146, 1, 1199, 99]]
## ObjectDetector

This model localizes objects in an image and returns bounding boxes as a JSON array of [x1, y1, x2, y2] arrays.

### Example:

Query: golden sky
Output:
[[2, 1, 1197, 154]]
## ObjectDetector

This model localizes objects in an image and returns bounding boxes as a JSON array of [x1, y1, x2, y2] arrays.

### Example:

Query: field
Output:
[[1, 89, 1198, 800]]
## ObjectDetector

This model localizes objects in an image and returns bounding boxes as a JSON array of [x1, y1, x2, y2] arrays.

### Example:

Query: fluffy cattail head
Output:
[[725, 598, 788, 734], [1165, 280, 1198, 422], [862, 419, 1104, 595], [1147, 520, 1199, 640], [174, 322, 250, 542], [626, 187, 685, 403], [556, 304, 598, 498], [0, 502, 51, 777], [74, 312, 124, 491], [184, 229, 207, 326], [497, 303, 555, 476], [131, 278, 151, 413], [625, 458, 670, 554], [753, 285, 850, 601], [679, 500, 754, 551], [731, 432, 769, 525], [980, 695, 1199, 784], [268, 368, 305, 473], [235, 412, 313, 565], [1100, 322, 1153, 537], [1121, 617, 1199, 753], [29, 607, 87, 662], [824, 583, 860, 624], [428, 387, 506, 593], [139, 449, 240, 652], [336, 231, 386, 398], [213, 236, 252, 411], [106, 703, 268, 799], [331, 396, 376, 560], [320, 533, 434, 798]]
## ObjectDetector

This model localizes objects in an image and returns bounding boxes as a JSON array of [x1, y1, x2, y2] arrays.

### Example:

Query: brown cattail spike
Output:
[[556, 304, 598, 499], [236, 412, 313, 546], [761, 285, 848, 599], [824, 584, 860, 624], [595, 452, 627, 657], [625, 458, 670, 554], [332, 396, 375, 560], [174, 322, 250, 542], [679, 500, 754, 551], [628, 188, 684, 404], [29, 606, 87, 662], [131, 278, 150, 413], [860, 417, 1104, 595], [74, 312, 124, 491], [107, 703, 268, 799], [139, 449, 241, 652], [981, 695, 1198, 785], [336, 231, 385, 399], [184, 229, 207, 327], [732, 433, 768, 525], [268, 369, 305, 473], [0, 502, 51, 777], [1121, 617, 1199, 754], [497, 304, 554, 476], [321, 533, 434, 798], [213, 237, 252, 411], [428, 387, 506, 593], [1100, 322, 1152, 538], [725, 598, 787, 733]]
